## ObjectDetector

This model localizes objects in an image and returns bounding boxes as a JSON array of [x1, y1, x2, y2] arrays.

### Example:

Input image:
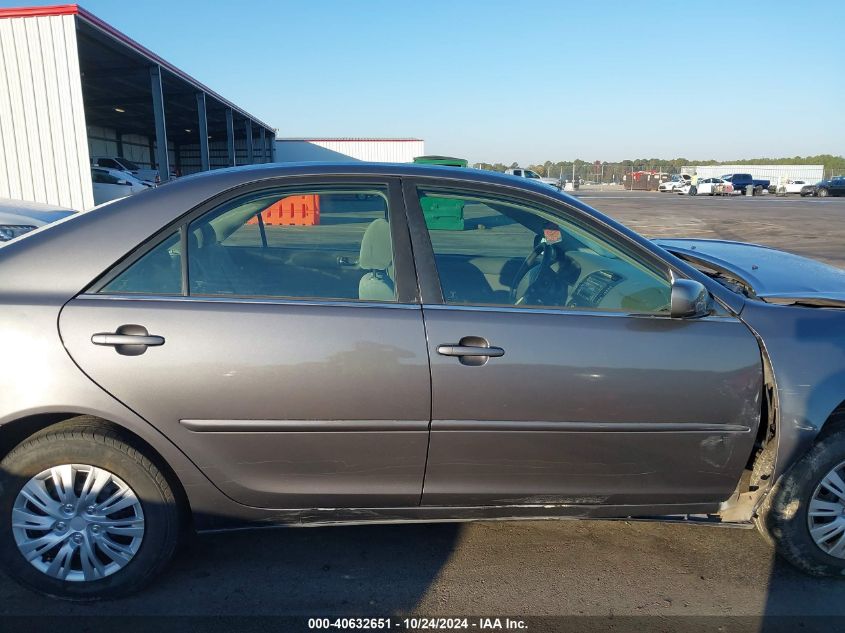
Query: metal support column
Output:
[[245, 120, 254, 164], [196, 92, 210, 171], [225, 108, 236, 167], [150, 65, 170, 182], [270, 132, 277, 162], [259, 127, 266, 163]]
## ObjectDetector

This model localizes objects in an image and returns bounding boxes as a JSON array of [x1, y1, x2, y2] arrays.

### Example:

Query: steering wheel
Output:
[[510, 242, 564, 306]]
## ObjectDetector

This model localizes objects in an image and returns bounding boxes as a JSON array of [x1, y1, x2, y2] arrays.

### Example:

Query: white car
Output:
[[658, 174, 691, 193], [781, 179, 810, 194], [91, 156, 160, 185], [678, 177, 735, 196], [92, 167, 152, 205], [0, 198, 76, 244]]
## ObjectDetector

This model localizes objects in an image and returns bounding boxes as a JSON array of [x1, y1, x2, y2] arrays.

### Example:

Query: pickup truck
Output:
[[505, 168, 562, 190], [720, 173, 771, 195]]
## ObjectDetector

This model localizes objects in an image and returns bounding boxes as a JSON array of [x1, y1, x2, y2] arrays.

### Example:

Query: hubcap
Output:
[[11, 464, 145, 582], [808, 460, 845, 559]]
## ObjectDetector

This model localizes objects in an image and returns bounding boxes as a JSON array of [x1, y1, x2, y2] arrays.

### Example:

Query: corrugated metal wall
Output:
[[0, 14, 93, 210], [276, 139, 424, 164], [312, 139, 424, 162], [682, 165, 825, 183]]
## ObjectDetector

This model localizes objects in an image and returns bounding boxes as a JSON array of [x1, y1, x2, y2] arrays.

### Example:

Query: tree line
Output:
[[472, 155, 845, 181]]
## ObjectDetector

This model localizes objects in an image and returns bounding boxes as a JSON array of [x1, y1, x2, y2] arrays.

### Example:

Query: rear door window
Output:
[[186, 186, 396, 301]]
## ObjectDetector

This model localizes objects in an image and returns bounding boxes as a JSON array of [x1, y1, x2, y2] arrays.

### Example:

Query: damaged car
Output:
[[1, 162, 845, 600]]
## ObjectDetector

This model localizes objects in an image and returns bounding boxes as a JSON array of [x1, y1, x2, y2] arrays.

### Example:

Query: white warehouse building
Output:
[[682, 165, 825, 183], [275, 138, 425, 164], [0, 4, 275, 211]]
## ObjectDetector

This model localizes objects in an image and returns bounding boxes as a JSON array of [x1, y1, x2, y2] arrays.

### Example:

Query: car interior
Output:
[[101, 188, 671, 314], [422, 191, 671, 313]]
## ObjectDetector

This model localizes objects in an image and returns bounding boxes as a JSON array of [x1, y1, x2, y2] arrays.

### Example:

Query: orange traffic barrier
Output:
[[249, 195, 320, 226]]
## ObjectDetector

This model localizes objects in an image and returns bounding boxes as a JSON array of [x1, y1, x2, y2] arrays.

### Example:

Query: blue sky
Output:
[[3, 0, 844, 163]]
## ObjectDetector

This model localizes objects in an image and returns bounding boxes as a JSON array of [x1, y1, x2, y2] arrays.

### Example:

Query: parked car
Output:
[[658, 174, 691, 193], [3, 163, 845, 600], [801, 177, 845, 198], [720, 173, 771, 195], [780, 179, 810, 194], [0, 197, 76, 243], [678, 177, 734, 196], [92, 167, 152, 205], [505, 167, 562, 190], [90, 156, 160, 185]]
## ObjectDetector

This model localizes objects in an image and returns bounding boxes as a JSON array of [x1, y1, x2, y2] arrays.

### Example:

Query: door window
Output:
[[97, 186, 397, 302], [92, 169, 123, 184], [417, 188, 671, 313], [187, 186, 395, 301], [100, 231, 182, 295]]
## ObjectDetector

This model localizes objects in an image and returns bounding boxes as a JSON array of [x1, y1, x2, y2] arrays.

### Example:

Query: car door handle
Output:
[[437, 345, 504, 358], [91, 324, 164, 356], [437, 336, 504, 366], [92, 334, 165, 347]]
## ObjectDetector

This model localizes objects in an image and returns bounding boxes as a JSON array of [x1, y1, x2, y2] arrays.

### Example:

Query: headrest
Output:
[[359, 219, 392, 270]]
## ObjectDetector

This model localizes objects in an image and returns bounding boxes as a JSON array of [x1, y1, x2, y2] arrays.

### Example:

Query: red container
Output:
[[249, 195, 320, 226]]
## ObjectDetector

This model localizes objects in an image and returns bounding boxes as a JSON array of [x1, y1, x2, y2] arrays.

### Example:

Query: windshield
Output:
[[119, 159, 141, 171], [524, 171, 541, 179]]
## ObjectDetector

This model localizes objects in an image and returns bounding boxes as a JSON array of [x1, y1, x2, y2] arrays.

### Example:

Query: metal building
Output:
[[682, 165, 825, 183], [275, 138, 425, 164], [0, 4, 276, 210]]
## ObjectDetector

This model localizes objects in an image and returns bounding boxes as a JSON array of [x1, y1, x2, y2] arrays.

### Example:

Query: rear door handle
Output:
[[91, 324, 164, 356]]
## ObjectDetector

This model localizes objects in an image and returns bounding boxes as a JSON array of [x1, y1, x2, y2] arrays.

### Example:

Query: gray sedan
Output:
[[0, 197, 76, 243], [1, 163, 845, 600]]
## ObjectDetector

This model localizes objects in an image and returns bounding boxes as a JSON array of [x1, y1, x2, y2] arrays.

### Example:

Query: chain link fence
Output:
[[472, 161, 843, 191]]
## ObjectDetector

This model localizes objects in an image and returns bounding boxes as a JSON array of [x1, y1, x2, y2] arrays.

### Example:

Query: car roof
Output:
[[0, 162, 674, 301], [0, 197, 76, 214], [173, 161, 555, 190]]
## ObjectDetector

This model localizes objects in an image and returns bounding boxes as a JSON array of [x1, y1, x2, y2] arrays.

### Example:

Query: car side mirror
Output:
[[670, 278, 710, 318]]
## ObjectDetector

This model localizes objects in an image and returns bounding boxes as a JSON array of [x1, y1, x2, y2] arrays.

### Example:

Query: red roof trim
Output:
[[280, 138, 424, 143], [0, 4, 79, 18]]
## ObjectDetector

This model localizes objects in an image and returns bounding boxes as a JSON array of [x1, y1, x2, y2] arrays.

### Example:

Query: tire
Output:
[[818, 188, 830, 198], [757, 429, 845, 577], [0, 420, 182, 600]]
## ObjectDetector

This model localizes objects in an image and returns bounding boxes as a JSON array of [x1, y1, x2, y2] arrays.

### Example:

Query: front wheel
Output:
[[0, 420, 182, 600], [757, 429, 845, 577], [818, 188, 830, 198]]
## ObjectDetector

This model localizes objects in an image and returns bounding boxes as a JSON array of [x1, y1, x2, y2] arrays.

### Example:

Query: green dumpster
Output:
[[413, 155, 469, 168], [412, 156, 468, 230]]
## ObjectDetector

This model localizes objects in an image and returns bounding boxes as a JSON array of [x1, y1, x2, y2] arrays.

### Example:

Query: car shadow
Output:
[[164, 522, 462, 615]]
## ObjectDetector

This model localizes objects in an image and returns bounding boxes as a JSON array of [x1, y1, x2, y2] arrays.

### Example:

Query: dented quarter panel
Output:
[[738, 300, 845, 480]]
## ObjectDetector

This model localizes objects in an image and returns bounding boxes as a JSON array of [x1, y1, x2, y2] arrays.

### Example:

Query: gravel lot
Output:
[[580, 189, 845, 267], [2, 191, 845, 628]]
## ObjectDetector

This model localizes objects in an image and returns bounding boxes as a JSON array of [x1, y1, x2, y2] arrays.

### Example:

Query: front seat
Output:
[[358, 219, 395, 301]]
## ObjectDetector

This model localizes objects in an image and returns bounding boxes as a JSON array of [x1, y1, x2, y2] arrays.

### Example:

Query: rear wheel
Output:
[[757, 430, 845, 577], [0, 421, 182, 600]]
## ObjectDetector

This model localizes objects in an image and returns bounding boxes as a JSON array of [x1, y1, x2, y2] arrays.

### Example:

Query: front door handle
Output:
[[437, 336, 504, 366], [91, 324, 164, 356], [437, 345, 505, 358]]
